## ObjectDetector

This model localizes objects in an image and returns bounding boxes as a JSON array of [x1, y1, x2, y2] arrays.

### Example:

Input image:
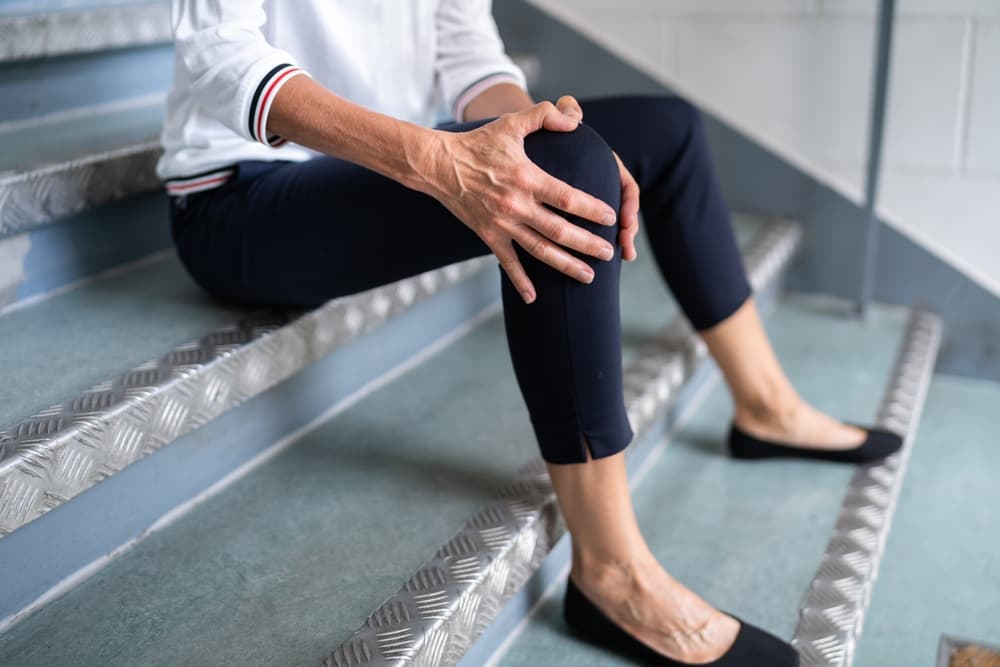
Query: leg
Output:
[[583, 96, 863, 450], [550, 456, 742, 663], [171, 121, 785, 662], [701, 299, 864, 448]]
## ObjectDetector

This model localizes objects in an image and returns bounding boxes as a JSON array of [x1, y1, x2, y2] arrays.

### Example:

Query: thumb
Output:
[[511, 101, 579, 136]]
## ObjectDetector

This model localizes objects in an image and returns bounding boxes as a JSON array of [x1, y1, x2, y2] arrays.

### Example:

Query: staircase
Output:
[[4, 3, 993, 667]]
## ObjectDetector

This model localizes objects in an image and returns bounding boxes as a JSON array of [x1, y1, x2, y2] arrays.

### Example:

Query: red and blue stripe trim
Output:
[[248, 63, 306, 145]]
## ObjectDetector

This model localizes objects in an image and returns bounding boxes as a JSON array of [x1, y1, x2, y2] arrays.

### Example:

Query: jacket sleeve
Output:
[[170, 0, 309, 145], [434, 0, 528, 121]]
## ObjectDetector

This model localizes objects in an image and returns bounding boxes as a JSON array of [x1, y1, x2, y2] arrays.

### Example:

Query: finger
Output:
[[614, 152, 640, 261], [535, 170, 617, 226], [494, 243, 537, 304], [510, 101, 576, 136], [555, 95, 583, 122], [513, 226, 596, 285], [524, 204, 615, 261], [619, 224, 639, 262]]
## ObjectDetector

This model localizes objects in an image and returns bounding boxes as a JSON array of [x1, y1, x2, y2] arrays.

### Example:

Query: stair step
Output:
[[490, 304, 940, 667], [0, 254, 239, 431], [0, 215, 791, 665], [853, 375, 1000, 667], [0, 97, 164, 238], [0, 1, 170, 63], [0, 253, 498, 623]]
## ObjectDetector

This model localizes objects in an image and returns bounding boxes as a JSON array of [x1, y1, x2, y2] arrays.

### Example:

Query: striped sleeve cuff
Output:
[[247, 63, 308, 146], [453, 72, 526, 122]]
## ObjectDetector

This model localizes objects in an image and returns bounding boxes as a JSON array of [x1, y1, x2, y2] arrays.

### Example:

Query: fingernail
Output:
[[577, 269, 594, 284], [603, 212, 616, 226], [599, 246, 614, 261], [522, 290, 535, 304]]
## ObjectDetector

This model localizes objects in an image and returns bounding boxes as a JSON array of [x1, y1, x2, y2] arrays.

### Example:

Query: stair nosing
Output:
[[0, 2, 171, 64], [791, 307, 942, 667], [0, 256, 492, 538], [322, 218, 804, 667], [0, 139, 162, 237]]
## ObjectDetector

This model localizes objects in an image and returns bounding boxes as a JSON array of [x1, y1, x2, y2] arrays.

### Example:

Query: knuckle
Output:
[[547, 220, 565, 242], [496, 194, 518, 216], [528, 236, 549, 258], [512, 165, 533, 189], [556, 189, 574, 211]]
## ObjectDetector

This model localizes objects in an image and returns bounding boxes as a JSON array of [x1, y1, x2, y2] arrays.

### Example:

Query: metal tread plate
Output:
[[0, 140, 163, 238], [0, 2, 171, 63], [792, 308, 942, 667], [0, 257, 491, 537], [324, 218, 803, 667]]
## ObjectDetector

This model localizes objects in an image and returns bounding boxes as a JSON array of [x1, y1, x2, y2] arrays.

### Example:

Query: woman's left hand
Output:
[[555, 96, 640, 262]]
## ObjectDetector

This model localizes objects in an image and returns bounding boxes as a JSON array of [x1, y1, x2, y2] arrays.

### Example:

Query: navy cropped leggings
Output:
[[169, 95, 751, 464]]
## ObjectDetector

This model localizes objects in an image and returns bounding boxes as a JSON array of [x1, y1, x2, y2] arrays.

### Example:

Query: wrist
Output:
[[402, 127, 453, 197]]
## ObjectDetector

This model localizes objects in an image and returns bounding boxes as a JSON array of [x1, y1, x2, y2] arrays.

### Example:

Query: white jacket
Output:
[[157, 0, 526, 194]]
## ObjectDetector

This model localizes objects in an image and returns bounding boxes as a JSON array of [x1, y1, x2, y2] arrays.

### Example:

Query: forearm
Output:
[[462, 83, 534, 121], [265, 75, 438, 192]]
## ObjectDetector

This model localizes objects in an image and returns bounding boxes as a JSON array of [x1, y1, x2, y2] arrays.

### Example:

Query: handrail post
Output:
[[857, 0, 896, 318]]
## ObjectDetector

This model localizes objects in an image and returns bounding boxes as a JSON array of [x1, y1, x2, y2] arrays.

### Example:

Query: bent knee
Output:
[[523, 123, 621, 219]]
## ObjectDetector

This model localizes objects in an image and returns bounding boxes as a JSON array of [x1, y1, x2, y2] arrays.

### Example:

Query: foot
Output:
[[571, 552, 741, 663], [733, 395, 865, 452]]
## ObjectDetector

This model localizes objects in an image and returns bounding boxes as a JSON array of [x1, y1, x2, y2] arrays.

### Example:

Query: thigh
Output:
[[174, 127, 492, 307], [578, 95, 699, 190]]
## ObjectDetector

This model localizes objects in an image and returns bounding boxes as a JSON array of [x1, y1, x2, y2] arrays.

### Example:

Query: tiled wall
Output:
[[525, 0, 1000, 296]]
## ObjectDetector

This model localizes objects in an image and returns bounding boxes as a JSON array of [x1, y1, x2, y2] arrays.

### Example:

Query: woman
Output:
[[159, 2, 900, 665]]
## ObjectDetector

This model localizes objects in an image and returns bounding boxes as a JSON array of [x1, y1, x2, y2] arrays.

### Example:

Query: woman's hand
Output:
[[554, 96, 639, 263], [419, 101, 619, 304]]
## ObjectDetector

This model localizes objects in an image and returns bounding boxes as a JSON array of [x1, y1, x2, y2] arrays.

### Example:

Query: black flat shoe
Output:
[[563, 578, 799, 667], [728, 423, 903, 464]]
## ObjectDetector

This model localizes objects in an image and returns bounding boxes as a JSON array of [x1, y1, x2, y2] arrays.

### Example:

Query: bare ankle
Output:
[[734, 388, 801, 431], [573, 547, 651, 586]]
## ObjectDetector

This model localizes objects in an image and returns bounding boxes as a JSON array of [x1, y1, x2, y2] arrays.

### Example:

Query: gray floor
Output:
[[498, 298, 910, 666]]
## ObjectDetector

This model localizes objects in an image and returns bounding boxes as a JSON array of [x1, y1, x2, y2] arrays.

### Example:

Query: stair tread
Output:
[[0, 222, 699, 665], [497, 298, 911, 666], [0, 253, 244, 430], [854, 375, 1000, 667], [0, 99, 163, 175]]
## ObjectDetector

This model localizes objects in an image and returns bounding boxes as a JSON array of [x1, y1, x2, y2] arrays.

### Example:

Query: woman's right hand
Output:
[[417, 102, 618, 304]]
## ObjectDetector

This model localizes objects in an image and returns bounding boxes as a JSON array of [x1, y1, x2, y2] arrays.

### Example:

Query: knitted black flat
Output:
[[728, 423, 903, 464], [563, 578, 799, 667]]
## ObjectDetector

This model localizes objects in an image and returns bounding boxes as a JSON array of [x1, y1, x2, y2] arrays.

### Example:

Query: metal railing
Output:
[[857, 0, 897, 317]]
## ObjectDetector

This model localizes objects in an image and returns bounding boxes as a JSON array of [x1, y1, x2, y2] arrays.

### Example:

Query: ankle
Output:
[[571, 547, 659, 599], [733, 388, 802, 432]]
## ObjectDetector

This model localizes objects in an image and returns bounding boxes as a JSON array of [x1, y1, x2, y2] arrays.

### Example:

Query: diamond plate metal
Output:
[[323, 218, 803, 667], [0, 2, 171, 63], [792, 309, 942, 667], [0, 257, 490, 537], [0, 141, 163, 238]]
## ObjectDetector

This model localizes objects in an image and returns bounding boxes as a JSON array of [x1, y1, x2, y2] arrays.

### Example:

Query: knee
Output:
[[523, 123, 622, 223]]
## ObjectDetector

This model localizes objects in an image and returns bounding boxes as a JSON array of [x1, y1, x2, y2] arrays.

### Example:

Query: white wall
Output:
[[524, 0, 1000, 296]]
